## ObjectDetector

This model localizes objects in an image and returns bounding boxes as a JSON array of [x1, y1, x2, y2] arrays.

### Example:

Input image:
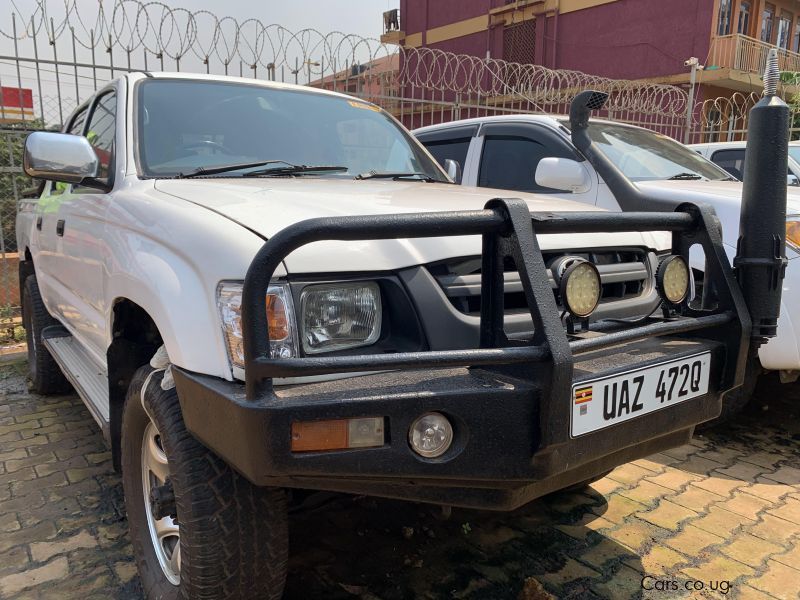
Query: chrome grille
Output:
[[428, 249, 651, 316]]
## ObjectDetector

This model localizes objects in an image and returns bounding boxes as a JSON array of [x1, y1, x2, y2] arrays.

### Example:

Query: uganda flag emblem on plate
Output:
[[574, 386, 592, 415]]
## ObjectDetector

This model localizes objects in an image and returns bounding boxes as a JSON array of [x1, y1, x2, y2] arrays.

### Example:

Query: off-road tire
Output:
[[121, 365, 289, 600], [698, 356, 761, 430], [21, 275, 71, 395]]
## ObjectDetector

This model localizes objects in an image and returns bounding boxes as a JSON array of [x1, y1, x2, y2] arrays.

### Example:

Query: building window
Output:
[[761, 4, 776, 43], [738, 1, 751, 35], [718, 0, 733, 35], [777, 12, 792, 49], [794, 21, 800, 52]]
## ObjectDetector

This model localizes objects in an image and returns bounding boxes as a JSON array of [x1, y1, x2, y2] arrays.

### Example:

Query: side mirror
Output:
[[23, 131, 99, 185], [535, 157, 591, 193], [788, 174, 800, 187], [443, 158, 462, 184]]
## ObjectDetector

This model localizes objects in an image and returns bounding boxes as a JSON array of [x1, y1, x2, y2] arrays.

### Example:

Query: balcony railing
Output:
[[709, 33, 800, 76]]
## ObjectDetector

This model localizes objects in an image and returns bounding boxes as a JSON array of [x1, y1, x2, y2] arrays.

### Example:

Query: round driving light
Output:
[[559, 259, 601, 319], [409, 412, 453, 458], [657, 255, 690, 305]]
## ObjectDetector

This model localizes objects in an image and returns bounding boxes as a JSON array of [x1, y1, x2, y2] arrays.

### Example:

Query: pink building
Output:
[[382, 0, 800, 138]]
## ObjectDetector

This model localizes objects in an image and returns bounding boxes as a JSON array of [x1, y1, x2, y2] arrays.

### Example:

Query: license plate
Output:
[[571, 352, 711, 437]]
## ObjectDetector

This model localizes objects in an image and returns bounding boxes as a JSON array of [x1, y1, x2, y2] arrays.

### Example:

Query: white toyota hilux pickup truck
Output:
[[415, 109, 800, 419], [17, 74, 770, 598]]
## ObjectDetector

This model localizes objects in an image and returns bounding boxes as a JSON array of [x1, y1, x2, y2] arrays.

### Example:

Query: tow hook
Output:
[[150, 481, 177, 520]]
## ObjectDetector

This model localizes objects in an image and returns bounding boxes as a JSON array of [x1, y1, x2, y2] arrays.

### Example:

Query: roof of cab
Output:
[[124, 71, 377, 105], [412, 113, 651, 135]]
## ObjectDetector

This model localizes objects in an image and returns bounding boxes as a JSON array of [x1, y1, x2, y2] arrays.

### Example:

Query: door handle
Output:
[[56, 220, 65, 237], [36, 216, 42, 231]]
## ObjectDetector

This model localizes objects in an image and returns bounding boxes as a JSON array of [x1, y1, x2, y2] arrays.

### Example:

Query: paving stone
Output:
[[554, 514, 615, 541], [0, 556, 68, 596], [13, 409, 58, 424], [669, 484, 726, 512], [713, 492, 773, 521], [719, 533, 784, 568], [747, 560, 800, 598], [691, 505, 755, 538], [765, 497, 800, 525], [0, 520, 56, 554], [736, 585, 779, 600], [682, 555, 754, 583], [740, 452, 789, 470], [30, 530, 97, 563], [6, 453, 55, 474], [606, 462, 655, 486], [744, 479, 792, 503], [0, 546, 30, 577], [636, 500, 698, 531], [10, 471, 67, 497], [663, 524, 726, 556], [631, 458, 665, 473], [539, 557, 600, 587], [592, 494, 647, 525], [587, 476, 623, 497], [617, 479, 672, 506], [604, 520, 659, 553], [692, 475, 743, 497], [113, 561, 138, 584], [644, 467, 702, 491], [714, 462, 769, 484], [762, 466, 800, 486], [771, 543, 800, 570], [659, 444, 700, 462], [748, 514, 800, 546]]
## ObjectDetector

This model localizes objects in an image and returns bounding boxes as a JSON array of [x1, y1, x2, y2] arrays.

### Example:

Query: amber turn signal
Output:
[[291, 417, 385, 452]]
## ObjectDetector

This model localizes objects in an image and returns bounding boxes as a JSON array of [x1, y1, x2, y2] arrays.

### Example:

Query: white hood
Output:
[[155, 178, 660, 273], [637, 179, 800, 255]]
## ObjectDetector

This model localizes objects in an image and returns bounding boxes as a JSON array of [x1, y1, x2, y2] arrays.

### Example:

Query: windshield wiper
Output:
[[178, 159, 296, 178], [355, 171, 439, 182], [248, 165, 349, 177], [667, 172, 704, 181]]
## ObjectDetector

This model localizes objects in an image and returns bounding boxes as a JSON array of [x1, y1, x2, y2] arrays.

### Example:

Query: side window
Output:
[[479, 135, 567, 193], [84, 92, 116, 184], [711, 149, 746, 180], [66, 107, 88, 135], [422, 137, 471, 169]]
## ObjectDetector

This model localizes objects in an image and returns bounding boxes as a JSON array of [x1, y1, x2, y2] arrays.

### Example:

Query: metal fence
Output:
[[0, 0, 798, 326]]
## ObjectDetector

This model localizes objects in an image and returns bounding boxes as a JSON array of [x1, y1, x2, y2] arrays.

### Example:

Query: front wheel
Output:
[[121, 366, 288, 599]]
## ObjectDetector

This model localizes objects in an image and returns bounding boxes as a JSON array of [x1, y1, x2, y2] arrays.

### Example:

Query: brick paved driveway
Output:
[[1, 358, 799, 599]]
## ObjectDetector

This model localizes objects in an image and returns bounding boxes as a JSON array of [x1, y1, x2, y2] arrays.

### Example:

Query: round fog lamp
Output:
[[657, 255, 690, 305], [559, 260, 601, 319], [409, 412, 453, 458]]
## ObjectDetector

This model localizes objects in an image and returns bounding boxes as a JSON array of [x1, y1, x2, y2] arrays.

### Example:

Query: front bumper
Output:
[[177, 198, 751, 510], [174, 336, 727, 510]]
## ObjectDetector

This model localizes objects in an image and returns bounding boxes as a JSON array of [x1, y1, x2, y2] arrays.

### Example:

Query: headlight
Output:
[[300, 282, 382, 354], [558, 259, 601, 319], [217, 282, 297, 369], [656, 255, 690, 305], [787, 217, 800, 252]]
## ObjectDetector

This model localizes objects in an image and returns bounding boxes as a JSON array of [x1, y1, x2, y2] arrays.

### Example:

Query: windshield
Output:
[[560, 120, 731, 182], [135, 79, 447, 181], [789, 146, 800, 166]]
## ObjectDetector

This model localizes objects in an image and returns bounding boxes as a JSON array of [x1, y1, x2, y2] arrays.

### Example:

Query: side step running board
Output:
[[41, 326, 110, 439]]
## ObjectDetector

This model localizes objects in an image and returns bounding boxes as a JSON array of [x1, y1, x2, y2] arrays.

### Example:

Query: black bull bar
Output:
[[242, 198, 750, 412], [172, 197, 751, 505]]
